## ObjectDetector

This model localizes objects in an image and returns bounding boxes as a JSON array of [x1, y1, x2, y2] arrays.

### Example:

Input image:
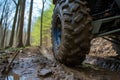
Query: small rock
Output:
[[38, 68, 52, 77], [14, 61, 19, 64], [32, 58, 40, 63]]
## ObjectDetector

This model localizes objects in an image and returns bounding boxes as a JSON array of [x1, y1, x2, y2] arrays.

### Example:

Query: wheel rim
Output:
[[53, 16, 62, 52]]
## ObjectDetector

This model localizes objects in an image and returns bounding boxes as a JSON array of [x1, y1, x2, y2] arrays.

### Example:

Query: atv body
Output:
[[52, 0, 120, 66]]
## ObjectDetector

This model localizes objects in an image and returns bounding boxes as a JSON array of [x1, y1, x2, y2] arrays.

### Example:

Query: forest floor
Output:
[[0, 38, 120, 80]]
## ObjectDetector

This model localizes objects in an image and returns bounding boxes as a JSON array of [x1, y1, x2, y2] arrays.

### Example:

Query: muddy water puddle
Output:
[[6, 73, 26, 80], [1, 47, 120, 80], [6, 59, 120, 79], [4, 56, 41, 80], [5, 65, 120, 80], [6, 73, 40, 80], [63, 64, 120, 80], [5, 63, 120, 80]]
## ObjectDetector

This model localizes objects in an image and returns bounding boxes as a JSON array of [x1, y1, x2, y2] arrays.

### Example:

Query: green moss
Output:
[[82, 63, 100, 70]]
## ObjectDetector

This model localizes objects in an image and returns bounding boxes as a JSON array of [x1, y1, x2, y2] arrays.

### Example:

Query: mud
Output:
[[0, 46, 120, 80], [90, 37, 117, 57]]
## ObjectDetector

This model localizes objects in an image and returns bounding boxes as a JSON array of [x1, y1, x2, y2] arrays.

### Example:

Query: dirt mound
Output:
[[90, 38, 117, 57]]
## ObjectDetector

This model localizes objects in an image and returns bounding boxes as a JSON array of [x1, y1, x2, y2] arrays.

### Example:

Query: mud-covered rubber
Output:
[[52, 0, 93, 66]]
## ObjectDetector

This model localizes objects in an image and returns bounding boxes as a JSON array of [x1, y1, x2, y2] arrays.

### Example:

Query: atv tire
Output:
[[52, 0, 93, 66]]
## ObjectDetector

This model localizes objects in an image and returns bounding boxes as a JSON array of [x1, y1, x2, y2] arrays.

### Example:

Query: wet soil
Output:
[[0, 38, 120, 80], [0, 47, 120, 80]]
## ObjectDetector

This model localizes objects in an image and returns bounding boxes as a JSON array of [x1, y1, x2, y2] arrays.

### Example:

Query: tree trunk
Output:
[[0, 27, 3, 45], [17, 0, 26, 47], [40, 0, 46, 46], [1, 27, 7, 48], [14, 4, 21, 46], [0, 0, 7, 28], [25, 0, 33, 46], [9, 0, 20, 47], [16, 5, 21, 36]]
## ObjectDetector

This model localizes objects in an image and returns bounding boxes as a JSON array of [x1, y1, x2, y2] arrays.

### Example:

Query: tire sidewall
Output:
[[52, 4, 63, 56]]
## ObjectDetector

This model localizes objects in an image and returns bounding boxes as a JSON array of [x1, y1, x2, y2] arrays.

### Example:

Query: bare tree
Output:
[[25, 0, 33, 46], [1, 25, 7, 48], [0, 3, 9, 48], [17, 0, 26, 47], [9, 0, 20, 47], [16, 5, 21, 35], [40, 0, 46, 46], [0, 0, 7, 28]]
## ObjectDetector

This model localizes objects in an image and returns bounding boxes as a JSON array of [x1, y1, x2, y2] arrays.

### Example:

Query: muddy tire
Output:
[[52, 0, 93, 66]]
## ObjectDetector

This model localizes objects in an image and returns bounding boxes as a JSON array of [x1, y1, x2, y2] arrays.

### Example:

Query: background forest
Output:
[[0, 0, 53, 49]]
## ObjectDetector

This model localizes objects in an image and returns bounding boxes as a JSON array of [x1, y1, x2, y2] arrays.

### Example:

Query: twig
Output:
[[2, 50, 20, 74], [12, 0, 17, 6]]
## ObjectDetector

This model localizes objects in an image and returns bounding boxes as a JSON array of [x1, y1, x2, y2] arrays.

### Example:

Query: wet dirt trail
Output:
[[0, 47, 120, 80]]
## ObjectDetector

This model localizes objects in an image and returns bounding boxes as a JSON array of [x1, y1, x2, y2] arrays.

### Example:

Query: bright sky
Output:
[[33, 0, 43, 16], [27, 0, 50, 17], [25, 0, 50, 30], [25, 0, 43, 18]]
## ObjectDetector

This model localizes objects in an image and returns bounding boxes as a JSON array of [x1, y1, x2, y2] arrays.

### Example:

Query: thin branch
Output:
[[12, 0, 17, 6]]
